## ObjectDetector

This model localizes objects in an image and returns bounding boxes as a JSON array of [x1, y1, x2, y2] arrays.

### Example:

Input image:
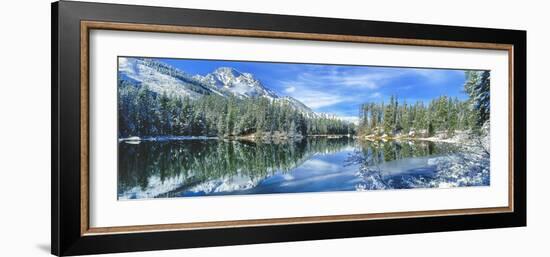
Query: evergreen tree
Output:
[[383, 99, 393, 134], [464, 71, 490, 128]]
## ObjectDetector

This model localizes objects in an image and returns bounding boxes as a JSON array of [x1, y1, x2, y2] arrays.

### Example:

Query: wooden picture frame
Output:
[[52, 1, 526, 256]]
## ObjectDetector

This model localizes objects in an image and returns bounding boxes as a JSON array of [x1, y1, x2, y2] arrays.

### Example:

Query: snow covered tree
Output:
[[464, 71, 490, 128]]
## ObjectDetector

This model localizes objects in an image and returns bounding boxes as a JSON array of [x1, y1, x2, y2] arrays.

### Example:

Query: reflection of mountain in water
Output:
[[118, 137, 355, 199]]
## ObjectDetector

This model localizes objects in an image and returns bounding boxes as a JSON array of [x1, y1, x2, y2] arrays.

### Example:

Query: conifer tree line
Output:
[[357, 71, 490, 137], [118, 80, 355, 138]]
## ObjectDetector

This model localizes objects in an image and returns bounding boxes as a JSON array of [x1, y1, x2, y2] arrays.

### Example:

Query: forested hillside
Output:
[[357, 70, 490, 138], [118, 82, 354, 138]]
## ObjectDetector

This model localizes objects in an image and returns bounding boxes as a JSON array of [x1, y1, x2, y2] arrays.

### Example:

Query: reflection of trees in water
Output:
[[346, 149, 389, 190], [347, 140, 489, 190], [347, 140, 442, 190], [427, 138, 490, 187], [356, 140, 445, 164], [118, 137, 355, 194]]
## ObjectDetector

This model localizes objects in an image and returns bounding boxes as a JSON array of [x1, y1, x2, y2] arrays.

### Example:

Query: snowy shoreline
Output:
[[119, 134, 354, 143], [361, 130, 478, 145], [118, 135, 218, 143], [118, 131, 478, 146]]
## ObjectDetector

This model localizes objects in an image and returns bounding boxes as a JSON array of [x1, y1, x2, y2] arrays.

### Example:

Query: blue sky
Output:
[[158, 57, 472, 123]]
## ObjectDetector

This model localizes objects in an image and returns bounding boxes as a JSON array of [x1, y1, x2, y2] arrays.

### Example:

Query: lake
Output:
[[117, 137, 490, 200]]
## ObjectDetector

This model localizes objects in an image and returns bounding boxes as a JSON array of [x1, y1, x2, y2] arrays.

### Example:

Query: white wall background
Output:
[[0, 0, 547, 256]]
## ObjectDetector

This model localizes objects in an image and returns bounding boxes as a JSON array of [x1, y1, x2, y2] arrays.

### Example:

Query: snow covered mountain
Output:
[[118, 57, 212, 99], [118, 57, 321, 117], [276, 96, 317, 118], [194, 67, 280, 100]]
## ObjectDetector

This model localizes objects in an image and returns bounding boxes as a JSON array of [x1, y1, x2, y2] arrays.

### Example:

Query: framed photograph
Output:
[[52, 1, 526, 256]]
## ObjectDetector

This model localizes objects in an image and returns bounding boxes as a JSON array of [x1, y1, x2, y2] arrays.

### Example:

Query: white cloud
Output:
[[332, 73, 388, 89], [284, 86, 296, 93], [310, 67, 463, 89], [276, 65, 461, 112], [292, 89, 348, 109], [406, 68, 464, 84], [277, 79, 355, 109], [298, 70, 393, 90], [369, 92, 382, 99]]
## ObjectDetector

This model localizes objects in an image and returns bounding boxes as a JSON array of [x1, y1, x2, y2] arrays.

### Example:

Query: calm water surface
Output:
[[118, 137, 489, 200]]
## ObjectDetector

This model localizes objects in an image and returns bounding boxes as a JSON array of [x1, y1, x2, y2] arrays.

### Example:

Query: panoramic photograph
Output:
[[117, 57, 491, 200]]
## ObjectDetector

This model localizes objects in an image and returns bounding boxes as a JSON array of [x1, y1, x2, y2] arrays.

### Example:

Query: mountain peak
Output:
[[214, 66, 239, 73], [213, 67, 241, 79], [212, 67, 255, 83], [119, 58, 321, 118], [196, 66, 278, 99], [119, 57, 284, 101]]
